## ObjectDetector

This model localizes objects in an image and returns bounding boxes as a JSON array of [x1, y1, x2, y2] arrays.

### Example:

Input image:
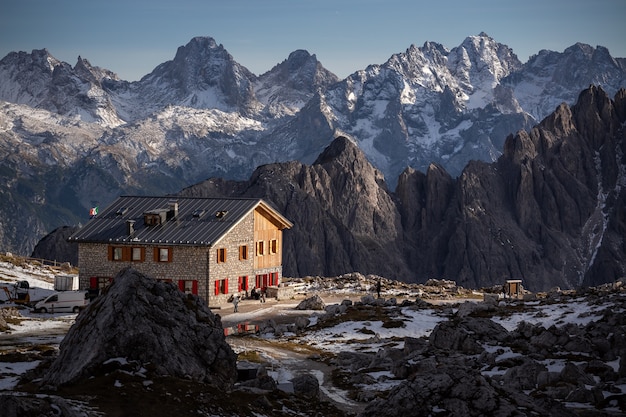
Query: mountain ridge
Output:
[[175, 86, 625, 290], [1, 34, 625, 262]]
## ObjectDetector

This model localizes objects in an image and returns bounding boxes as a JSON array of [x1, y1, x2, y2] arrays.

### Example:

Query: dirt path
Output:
[[220, 295, 369, 414], [227, 337, 365, 415]]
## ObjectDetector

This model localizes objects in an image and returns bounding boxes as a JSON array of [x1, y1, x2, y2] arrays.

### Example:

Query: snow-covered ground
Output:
[[0, 260, 78, 390], [1, 258, 624, 415]]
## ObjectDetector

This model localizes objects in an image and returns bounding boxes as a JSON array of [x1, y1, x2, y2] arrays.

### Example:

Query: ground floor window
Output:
[[255, 272, 279, 288], [238, 276, 249, 292], [178, 280, 198, 295], [90, 276, 112, 289], [215, 278, 228, 295]]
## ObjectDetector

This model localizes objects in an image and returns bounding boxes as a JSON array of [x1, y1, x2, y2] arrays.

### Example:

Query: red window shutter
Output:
[[224, 278, 229, 294], [214, 280, 219, 296], [178, 280, 185, 292], [90, 277, 98, 289], [168, 248, 173, 262], [243, 276, 248, 291], [192, 280, 198, 295], [153, 248, 159, 262], [108, 246, 113, 261], [238, 276, 242, 292]]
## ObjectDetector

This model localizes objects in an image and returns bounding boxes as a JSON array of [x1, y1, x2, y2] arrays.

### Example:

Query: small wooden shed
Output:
[[504, 279, 523, 299]]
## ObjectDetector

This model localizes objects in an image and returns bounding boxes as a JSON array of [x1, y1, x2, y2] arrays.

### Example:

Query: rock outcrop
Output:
[[40, 267, 237, 389], [288, 282, 626, 417], [30, 225, 79, 266], [295, 294, 326, 310]]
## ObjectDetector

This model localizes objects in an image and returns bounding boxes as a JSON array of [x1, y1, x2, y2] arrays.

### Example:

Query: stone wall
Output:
[[77, 244, 209, 292], [208, 212, 254, 305]]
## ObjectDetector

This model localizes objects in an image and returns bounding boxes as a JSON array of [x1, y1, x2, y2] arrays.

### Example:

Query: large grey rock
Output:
[[429, 318, 508, 354], [40, 267, 237, 389], [501, 358, 548, 390], [291, 373, 320, 399], [296, 294, 326, 310], [357, 365, 576, 417], [0, 394, 89, 417]]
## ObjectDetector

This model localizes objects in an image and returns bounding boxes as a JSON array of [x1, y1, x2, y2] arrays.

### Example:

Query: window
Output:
[[256, 241, 265, 256], [90, 276, 113, 289], [110, 246, 144, 262], [215, 278, 228, 295], [154, 247, 172, 262], [217, 248, 227, 263], [239, 245, 248, 260], [238, 276, 248, 292], [113, 247, 123, 261], [255, 274, 269, 289], [131, 247, 144, 262], [178, 280, 198, 295], [270, 239, 278, 254]]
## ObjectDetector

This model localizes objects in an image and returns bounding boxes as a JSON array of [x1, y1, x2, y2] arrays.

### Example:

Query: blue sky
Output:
[[1, 0, 624, 81]]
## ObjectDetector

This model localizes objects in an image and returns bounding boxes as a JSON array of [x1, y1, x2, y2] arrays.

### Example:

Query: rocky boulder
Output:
[[358, 364, 576, 417], [40, 267, 237, 389], [296, 294, 326, 310], [0, 394, 87, 417], [0, 307, 19, 332], [291, 373, 320, 399]]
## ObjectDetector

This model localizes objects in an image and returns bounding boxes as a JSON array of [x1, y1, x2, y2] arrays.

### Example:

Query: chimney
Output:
[[126, 219, 135, 236], [168, 200, 179, 220]]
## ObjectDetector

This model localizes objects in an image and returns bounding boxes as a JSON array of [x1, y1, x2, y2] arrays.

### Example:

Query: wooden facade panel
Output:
[[253, 209, 283, 270]]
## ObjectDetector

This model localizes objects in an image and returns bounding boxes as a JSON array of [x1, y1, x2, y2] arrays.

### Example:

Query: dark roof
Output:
[[68, 196, 292, 246]]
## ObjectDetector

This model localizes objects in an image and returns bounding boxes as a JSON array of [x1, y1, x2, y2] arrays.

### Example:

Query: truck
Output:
[[34, 291, 90, 313]]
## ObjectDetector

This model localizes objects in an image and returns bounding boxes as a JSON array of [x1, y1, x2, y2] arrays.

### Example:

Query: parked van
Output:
[[34, 291, 89, 313]]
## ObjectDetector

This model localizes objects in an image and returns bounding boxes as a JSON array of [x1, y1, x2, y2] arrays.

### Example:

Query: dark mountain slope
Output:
[[396, 86, 626, 290], [178, 136, 411, 280], [35, 87, 625, 291], [179, 86, 625, 291]]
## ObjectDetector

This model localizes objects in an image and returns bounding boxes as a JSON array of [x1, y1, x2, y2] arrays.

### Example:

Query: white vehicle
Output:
[[34, 291, 90, 313]]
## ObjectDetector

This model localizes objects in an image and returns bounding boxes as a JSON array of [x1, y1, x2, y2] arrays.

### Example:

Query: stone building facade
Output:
[[70, 196, 292, 306]]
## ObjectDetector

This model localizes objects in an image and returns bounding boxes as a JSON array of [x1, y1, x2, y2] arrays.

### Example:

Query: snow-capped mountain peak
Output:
[[0, 34, 624, 258]]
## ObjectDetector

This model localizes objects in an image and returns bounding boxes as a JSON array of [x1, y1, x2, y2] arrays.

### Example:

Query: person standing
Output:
[[233, 293, 240, 312], [376, 279, 382, 299]]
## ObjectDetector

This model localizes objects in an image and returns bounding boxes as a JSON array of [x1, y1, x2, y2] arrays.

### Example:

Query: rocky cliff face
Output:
[[398, 86, 626, 290], [30, 225, 79, 266], [179, 86, 625, 291]]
